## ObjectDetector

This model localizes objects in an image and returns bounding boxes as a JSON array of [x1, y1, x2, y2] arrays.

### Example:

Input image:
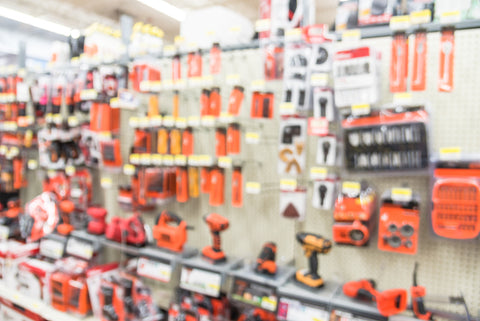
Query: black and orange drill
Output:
[[343, 279, 407, 317], [202, 213, 229, 264], [295, 232, 332, 288], [255, 242, 277, 275], [152, 210, 188, 252]]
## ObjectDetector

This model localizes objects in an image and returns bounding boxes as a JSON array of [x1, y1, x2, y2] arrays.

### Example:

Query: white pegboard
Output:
[[299, 28, 480, 317], [18, 29, 480, 316]]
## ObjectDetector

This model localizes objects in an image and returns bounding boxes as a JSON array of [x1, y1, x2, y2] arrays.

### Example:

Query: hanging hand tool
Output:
[[202, 213, 229, 264], [295, 232, 332, 288], [343, 279, 407, 317]]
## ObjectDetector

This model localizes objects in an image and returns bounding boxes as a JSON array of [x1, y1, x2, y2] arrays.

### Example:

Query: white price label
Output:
[[255, 19, 271, 32], [188, 116, 200, 127], [342, 29, 361, 42], [129, 117, 140, 128], [66, 237, 94, 260], [150, 115, 163, 127], [351, 103, 371, 116], [188, 155, 199, 166], [246, 182, 261, 194], [137, 257, 172, 283], [139, 117, 150, 128], [163, 155, 174, 166], [40, 238, 64, 259], [27, 159, 38, 170], [391, 188, 413, 202], [280, 179, 297, 191], [123, 164, 136, 175], [80, 89, 98, 100], [140, 154, 152, 165], [279, 103, 295, 116], [130, 154, 140, 165], [439, 147, 461, 161], [310, 73, 329, 87], [68, 116, 79, 127], [180, 266, 222, 297], [175, 155, 187, 166], [151, 154, 163, 166], [101, 177, 113, 189], [163, 116, 175, 127], [176, 117, 187, 128], [65, 165, 76, 176], [201, 116, 215, 127], [440, 11, 461, 24], [285, 28, 303, 41], [389, 15, 411, 30], [393, 92, 412, 104], [226, 74, 241, 86], [245, 132, 260, 144], [218, 156, 232, 169], [218, 112, 234, 124], [410, 9, 432, 25], [342, 181, 361, 195], [310, 167, 328, 180], [0, 225, 9, 240], [197, 155, 213, 166], [150, 81, 162, 92], [251, 79, 266, 91], [139, 80, 151, 92]]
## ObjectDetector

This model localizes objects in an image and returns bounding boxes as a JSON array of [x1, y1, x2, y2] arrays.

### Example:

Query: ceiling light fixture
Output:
[[0, 6, 72, 37], [136, 0, 187, 22]]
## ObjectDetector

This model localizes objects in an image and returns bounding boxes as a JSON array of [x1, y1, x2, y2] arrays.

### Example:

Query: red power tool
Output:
[[152, 210, 188, 252], [202, 213, 229, 264], [87, 206, 107, 235], [238, 308, 276, 321], [411, 263, 433, 320], [255, 242, 277, 275], [21, 192, 60, 242], [105, 213, 146, 247], [343, 279, 407, 317]]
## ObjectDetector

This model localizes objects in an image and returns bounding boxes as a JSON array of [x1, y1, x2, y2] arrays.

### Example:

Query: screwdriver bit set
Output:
[[342, 107, 429, 172]]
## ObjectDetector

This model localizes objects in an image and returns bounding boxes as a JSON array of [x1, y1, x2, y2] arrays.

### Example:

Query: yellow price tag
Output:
[[351, 103, 371, 116], [342, 29, 361, 42], [391, 188, 413, 202], [439, 147, 461, 160], [410, 9, 432, 25], [123, 164, 136, 175], [310, 167, 327, 180], [342, 181, 361, 195], [246, 182, 261, 194], [280, 179, 297, 191]]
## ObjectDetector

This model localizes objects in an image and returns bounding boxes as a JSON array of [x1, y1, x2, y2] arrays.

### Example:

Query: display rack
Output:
[[0, 282, 96, 321]]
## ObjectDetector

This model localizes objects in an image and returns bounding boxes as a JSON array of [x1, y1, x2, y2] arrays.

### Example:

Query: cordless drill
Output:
[[343, 279, 407, 317], [295, 232, 332, 288], [202, 213, 229, 264]]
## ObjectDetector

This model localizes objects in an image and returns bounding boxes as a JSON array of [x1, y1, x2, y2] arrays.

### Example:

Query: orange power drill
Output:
[[343, 279, 407, 317], [202, 213, 229, 264]]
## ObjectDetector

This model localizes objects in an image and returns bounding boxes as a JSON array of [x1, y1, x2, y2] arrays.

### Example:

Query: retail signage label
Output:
[[175, 155, 187, 166], [351, 103, 370, 116], [440, 11, 461, 24], [65, 165, 76, 176], [201, 116, 215, 127], [280, 179, 297, 191], [180, 266, 222, 297], [246, 182, 261, 194], [310, 167, 328, 180], [226, 74, 241, 86], [308, 117, 329, 136], [251, 79, 266, 91], [410, 10, 431, 25], [137, 257, 172, 283], [310, 73, 329, 87], [163, 155, 174, 166], [393, 92, 412, 104], [342, 29, 361, 42], [277, 297, 329, 321], [390, 15, 411, 30], [176, 117, 187, 129], [0, 225, 9, 240], [218, 157, 232, 169], [342, 181, 361, 195], [245, 132, 260, 144], [279, 103, 295, 116], [66, 237, 94, 260], [163, 116, 175, 127], [40, 238, 64, 260], [188, 116, 200, 127], [231, 278, 278, 312], [391, 188, 413, 202], [255, 19, 271, 32], [100, 177, 113, 189], [439, 147, 461, 161], [151, 154, 163, 166], [150, 115, 163, 127]]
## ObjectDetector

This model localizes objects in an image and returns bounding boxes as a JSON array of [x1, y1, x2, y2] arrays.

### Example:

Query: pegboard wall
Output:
[[19, 27, 480, 315]]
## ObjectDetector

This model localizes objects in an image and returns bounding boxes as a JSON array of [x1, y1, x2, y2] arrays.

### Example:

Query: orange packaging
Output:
[[215, 128, 226, 157], [209, 167, 224, 206], [200, 167, 211, 194], [176, 167, 189, 203], [227, 86, 244, 116], [390, 32, 408, 93], [411, 31, 427, 91], [227, 123, 240, 155], [209, 87, 221, 117], [182, 128, 194, 156], [232, 167, 243, 208], [438, 28, 455, 92]]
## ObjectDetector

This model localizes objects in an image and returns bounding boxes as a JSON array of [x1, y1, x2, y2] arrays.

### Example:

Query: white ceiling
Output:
[[0, 0, 339, 42]]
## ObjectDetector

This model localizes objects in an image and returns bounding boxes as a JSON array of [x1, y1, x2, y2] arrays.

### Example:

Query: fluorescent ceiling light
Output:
[[137, 0, 187, 22], [0, 6, 72, 36]]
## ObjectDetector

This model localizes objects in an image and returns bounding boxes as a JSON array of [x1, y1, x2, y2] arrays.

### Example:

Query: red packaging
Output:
[[411, 31, 427, 91], [390, 32, 408, 93], [438, 28, 455, 92]]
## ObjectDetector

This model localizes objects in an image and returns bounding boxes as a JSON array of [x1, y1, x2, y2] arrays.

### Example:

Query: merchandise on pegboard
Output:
[[316, 135, 339, 167], [333, 181, 376, 246], [357, 0, 403, 26], [251, 91, 274, 119], [335, 0, 359, 31], [342, 105, 429, 172], [278, 117, 307, 175], [333, 46, 381, 108], [378, 188, 420, 255], [282, 41, 311, 114], [38, 126, 83, 170], [431, 157, 480, 240], [169, 289, 231, 321], [280, 186, 306, 221], [312, 175, 339, 211]]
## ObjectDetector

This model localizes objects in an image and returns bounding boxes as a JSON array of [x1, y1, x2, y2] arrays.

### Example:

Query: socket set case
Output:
[[431, 159, 480, 240], [342, 106, 429, 172]]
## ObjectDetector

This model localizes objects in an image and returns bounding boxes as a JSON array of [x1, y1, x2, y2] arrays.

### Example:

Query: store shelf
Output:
[[331, 291, 387, 320], [181, 254, 242, 277], [277, 280, 341, 308], [335, 19, 480, 39], [229, 263, 295, 289], [0, 282, 97, 321]]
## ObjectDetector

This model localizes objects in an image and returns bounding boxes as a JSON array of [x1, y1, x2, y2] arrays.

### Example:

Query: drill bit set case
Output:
[[342, 105, 430, 172], [430, 157, 480, 240]]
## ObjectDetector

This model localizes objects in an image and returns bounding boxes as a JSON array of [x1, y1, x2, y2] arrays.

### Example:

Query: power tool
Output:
[[124, 213, 147, 247], [57, 199, 75, 235], [295, 232, 332, 288], [255, 242, 277, 276], [343, 279, 407, 317], [411, 263, 433, 320], [21, 192, 60, 242], [152, 210, 188, 252], [238, 308, 276, 321], [87, 206, 107, 235], [202, 213, 229, 264]]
